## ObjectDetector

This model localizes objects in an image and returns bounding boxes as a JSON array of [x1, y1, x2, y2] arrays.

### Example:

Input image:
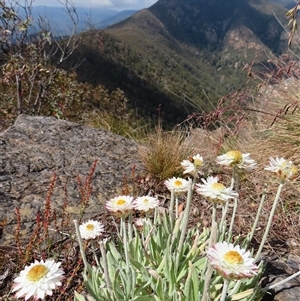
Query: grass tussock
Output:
[[138, 124, 197, 181]]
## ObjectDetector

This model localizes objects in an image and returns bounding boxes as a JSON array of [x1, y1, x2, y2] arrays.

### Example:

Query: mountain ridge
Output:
[[64, 0, 291, 126]]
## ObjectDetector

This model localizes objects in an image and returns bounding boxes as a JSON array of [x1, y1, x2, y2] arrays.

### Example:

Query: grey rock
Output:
[[0, 114, 143, 245], [262, 253, 300, 301]]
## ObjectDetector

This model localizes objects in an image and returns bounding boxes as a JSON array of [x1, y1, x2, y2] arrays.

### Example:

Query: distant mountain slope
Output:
[[148, 0, 286, 53], [65, 0, 290, 126]]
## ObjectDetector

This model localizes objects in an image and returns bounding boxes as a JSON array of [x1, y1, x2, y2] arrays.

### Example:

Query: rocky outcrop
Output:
[[223, 26, 269, 55], [0, 115, 143, 245]]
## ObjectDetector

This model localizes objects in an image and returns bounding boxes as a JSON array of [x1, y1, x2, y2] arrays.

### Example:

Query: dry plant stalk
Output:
[[77, 160, 98, 221], [7, 161, 100, 300]]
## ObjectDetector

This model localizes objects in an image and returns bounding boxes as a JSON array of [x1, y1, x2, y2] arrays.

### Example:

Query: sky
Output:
[[25, 0, 159, 10]]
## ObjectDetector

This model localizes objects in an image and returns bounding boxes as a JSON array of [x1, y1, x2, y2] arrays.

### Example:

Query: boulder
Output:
[[262, 252, 300, 301], [0, 114, 143, 245]]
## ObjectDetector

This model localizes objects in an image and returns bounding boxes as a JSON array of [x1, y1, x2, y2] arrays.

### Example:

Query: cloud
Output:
[[144, 0, 157, 6], [88, 0, 114, 6]]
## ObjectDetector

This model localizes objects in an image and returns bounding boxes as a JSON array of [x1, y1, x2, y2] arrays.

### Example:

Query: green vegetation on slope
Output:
[[60, 0, 288, 128]]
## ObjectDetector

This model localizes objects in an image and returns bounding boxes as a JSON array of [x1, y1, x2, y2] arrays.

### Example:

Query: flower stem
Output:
[[210, 203, 218, 247], [121, 217, 130, 270], [254, 183, 284, 263], [73, 220, 89, 272], [175, 196, 179, 218], [128, 214, 133, 241], [220, 279, 229, 301], [246, 184, 267, 248], [169, 189, 175, 217], [91, 244, 100, 266], [228, 168, 239, 238], [177, 179, 193, 254], [168, 189, 175, 229], [175, 179, 193, 274], [220, 200, 229, 236], [201, 203, 218, 301]]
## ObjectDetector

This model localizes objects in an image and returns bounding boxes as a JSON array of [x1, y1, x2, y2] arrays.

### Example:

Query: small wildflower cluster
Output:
[[12, 193, 160, 300], [106, 194, 160, 216], [12, 150, 299, 301]]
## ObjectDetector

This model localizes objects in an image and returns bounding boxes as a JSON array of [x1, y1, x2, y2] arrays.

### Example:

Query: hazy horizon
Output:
[[19, 0, 158, 11]]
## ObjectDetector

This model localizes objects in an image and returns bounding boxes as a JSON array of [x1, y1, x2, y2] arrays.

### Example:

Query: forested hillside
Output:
[[0, 0, 295, 130], [62, 0, 290, 127]]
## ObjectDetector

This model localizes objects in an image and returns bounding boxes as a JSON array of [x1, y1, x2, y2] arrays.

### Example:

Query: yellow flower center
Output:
[[143, 198, 149, 204], [227, 150, 243, 164], [291, 165, 298, 178], [193, 158, 203, 167], [223, 251, 244, 265], [86, 224, 95, 231], [174, 180, 183, 187], [117, 199, 126, 206], [211, 183, 225, 191], [26, 264, 49, 282], [280, 162, 298, 179]]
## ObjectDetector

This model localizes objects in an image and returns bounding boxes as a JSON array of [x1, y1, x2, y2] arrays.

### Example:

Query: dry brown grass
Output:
[[246, 75, 300, 251], [137, 65, 300, 252], [210, 72, 300, 253], [138, 124, 199, 181], [171, 66, 300, 255]]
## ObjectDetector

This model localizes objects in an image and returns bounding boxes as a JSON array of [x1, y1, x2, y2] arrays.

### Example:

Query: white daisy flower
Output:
[[264, 157, 298, 181], [216, 150, 243, 166], [181, 154, 204, 175], [133, 196, 159, 212], [12, 259, 64, 300], [79, 220, 104, 240], [216, 150, 256, 171], [207, 241, 258, 280], [164, 177, 190, 193], [106, 195, 134, 217], [195, 176, 238, 204]]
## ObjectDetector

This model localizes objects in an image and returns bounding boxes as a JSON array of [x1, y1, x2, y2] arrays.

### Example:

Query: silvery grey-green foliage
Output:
[[74, 195, 264, 300]]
